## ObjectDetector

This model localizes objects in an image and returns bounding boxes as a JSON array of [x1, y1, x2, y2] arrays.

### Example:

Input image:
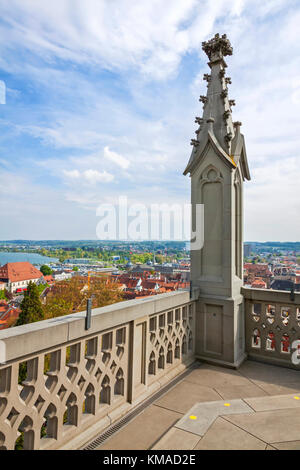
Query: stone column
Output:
[[184, 34, 251, 368]]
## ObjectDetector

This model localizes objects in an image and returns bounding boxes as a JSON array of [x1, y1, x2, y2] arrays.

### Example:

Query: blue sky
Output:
[[0, 0, 299, 241]]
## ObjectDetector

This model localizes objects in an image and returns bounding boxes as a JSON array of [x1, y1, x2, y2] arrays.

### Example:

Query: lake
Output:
[[0, 252, 59, 266]]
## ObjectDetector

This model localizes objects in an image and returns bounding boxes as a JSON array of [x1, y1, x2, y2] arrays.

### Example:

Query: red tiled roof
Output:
[[0, 262, 43, 283], [0, 304, 20, 329], [141, 280, 159, 289], [244, 263, 270, 270], [244, 263, 272, 276], [251, 277, 267, 288], [126, 279, 139, 289]]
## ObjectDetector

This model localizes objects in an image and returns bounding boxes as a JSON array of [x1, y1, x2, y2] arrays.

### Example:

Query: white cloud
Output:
[[63, 167, 114, 184], [0, 169, 98, 239], [103, 146, 130, 169], [63, 169, 80, 179], [83, 169, 114, 184], [20, 123, 107, 150], [0, 0, 252, 80], [0, 0, 299, 240], [0, 171, 27, 195], [245, 157, 300, 241]]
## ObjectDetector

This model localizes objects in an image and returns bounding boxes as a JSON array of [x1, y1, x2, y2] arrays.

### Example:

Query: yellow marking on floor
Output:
[[294, 396, 300, 400], [224, 403, 231, 407], [189, 415, 197, 420]]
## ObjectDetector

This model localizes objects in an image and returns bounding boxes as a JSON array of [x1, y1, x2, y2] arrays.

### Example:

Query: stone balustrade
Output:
[[0, 291, 195, 450], [243, 287, 300, 369], [3, 285, 299, 451]]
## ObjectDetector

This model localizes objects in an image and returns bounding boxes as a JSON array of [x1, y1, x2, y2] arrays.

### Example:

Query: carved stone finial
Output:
[[199, 95, 208, 104], [224, 131, 233, 143], [202, 33, 233, 62], [225, 77, 232, 85], [221, 90, 228, 99], [203, 73, 211, 82], [219, 69, 226, 79], [190, 139, 199, 147], [233, 121, 242, 127], [223, 110, 230, 122], [195, 116, 203, 125], [229, 99, 236, 107]]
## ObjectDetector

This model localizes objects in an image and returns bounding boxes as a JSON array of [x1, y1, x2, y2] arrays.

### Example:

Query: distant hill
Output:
[[245, 241, 300, 253]]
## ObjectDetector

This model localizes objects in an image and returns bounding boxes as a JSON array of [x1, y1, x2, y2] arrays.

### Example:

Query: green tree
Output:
[[155, 254, 164, 264], [72, 266, 79, 272], [4, 289, 13, 301], [40, 265, 53, 276], [15, 433, 24, 450], [0, 289, 6, 300], [16, 282, 44, 326]]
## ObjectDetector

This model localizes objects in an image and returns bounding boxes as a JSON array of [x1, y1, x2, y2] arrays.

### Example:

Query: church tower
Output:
[[184, 34, 251, 367]]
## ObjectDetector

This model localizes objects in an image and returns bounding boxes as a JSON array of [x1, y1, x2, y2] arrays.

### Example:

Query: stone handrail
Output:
[[0, 291, 195, 450], [242, 287, 300, 369]]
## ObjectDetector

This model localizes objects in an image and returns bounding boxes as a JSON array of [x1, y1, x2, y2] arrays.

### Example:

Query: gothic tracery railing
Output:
[[243, 287, 300, 368], [0, 291, 195, 450], [147, 303, 194, 382]]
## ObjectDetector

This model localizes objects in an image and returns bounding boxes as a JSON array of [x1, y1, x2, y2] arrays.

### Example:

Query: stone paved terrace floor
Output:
[[94, 361, 300, 451]]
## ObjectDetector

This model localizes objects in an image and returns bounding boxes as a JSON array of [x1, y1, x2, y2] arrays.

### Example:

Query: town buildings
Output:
[[115, 270, 189, 299], [243, 263, 273, 288], [0, 300, 20, 330], [244, 243, 252, 257], [243, 260, 300, 291], [0, 261, 44, 293]]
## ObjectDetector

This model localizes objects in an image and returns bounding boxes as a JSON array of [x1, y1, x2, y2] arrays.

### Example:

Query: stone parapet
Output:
[[243, 287, 300, 369], [0, 291, 195, 450]]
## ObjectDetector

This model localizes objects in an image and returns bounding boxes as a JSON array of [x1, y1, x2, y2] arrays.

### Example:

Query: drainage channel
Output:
[[83, 362, 199, 450]]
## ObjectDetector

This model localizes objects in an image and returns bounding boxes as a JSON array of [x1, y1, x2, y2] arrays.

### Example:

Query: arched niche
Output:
[[198, 165, 223, 278]]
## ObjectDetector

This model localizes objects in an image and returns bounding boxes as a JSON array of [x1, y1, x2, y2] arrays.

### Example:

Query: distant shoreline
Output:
[[0, 252, 59, 266]]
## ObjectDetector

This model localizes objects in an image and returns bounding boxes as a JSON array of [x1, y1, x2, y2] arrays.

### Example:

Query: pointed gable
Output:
[[184, 33, 250, 181]]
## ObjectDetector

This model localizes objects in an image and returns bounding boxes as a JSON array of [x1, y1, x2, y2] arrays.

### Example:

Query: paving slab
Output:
[[239, 361, 300, 386], [225, 408, 300, 444], [253, 382, 300, 396], [174, 399, 253, 437], [152, 428, 200, 450], [184, 365, 251, 388], [194, 417, 266, 450], [215, 383, 268, 400], [244, 393, 300, 412], [88, 362, 300, 451], [155, 379, 221, 414], [96, 405, 182, 450]]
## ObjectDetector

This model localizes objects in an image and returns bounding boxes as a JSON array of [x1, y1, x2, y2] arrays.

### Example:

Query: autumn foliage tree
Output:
[[43, 276, 124, 319]]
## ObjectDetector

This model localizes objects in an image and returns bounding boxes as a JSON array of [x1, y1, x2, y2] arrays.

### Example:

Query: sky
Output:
[[0, 0, 299, 242]]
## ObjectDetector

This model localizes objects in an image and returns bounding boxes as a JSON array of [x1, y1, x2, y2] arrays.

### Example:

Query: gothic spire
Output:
[[184, 33, 250, 178]]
